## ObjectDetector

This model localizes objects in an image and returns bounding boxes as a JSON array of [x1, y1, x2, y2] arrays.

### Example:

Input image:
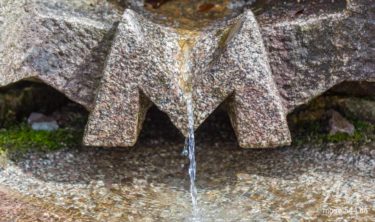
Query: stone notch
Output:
[[0, 0, 374, 148], [83, 10, 291, 148]]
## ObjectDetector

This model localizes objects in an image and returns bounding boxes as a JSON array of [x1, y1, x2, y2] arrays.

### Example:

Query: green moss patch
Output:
[[291, 119, 374, 146], [288, 94, 375, 146], [0, 124, 82, 154]]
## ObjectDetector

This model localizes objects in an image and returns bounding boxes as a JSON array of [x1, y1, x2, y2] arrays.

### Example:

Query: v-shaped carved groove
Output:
[[83, 9, 291, 148]]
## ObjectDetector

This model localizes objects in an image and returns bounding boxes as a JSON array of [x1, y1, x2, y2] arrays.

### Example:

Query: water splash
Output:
[[182, 94, 200, 221]]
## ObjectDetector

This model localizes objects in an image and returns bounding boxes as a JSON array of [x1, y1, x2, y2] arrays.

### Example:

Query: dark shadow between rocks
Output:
[[328, 81, 375, 99], [136, 105, 185, 146], [0, 80, 73, 127]]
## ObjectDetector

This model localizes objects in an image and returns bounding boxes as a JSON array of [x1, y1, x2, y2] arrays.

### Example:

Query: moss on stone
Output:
[[0, 123, 82, 154], [291, 118, 374, 146], [288, 93, 375, 146]]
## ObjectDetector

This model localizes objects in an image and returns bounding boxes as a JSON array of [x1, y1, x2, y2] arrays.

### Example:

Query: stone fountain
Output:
[[0, 0, 374, 148]]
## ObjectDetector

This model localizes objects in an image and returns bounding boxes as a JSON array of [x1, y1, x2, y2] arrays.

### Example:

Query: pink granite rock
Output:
[[0, 0, 374, 148]]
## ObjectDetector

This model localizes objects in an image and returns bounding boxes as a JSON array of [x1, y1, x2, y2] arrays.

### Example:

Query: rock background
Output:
[[1, 0, 373, 148]]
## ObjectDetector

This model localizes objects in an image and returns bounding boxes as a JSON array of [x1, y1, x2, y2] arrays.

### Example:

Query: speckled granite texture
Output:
[[0, 0, 374, 148], [83, 10, 291, 147], [0, 0, 119, 109]]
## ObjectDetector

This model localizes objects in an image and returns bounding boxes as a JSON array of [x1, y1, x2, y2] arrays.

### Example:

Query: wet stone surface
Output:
[[0, 186, 91, 222], [0, 108, 374, 221]]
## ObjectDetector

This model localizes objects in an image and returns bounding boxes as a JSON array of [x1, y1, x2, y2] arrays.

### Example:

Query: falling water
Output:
[[177, 30, 200, 220], [182, 93, 199, 220]]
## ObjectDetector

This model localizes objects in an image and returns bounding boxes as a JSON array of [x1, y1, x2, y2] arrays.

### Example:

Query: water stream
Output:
[[182, 93, 199, 220], [177, 29, 200, 220]]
